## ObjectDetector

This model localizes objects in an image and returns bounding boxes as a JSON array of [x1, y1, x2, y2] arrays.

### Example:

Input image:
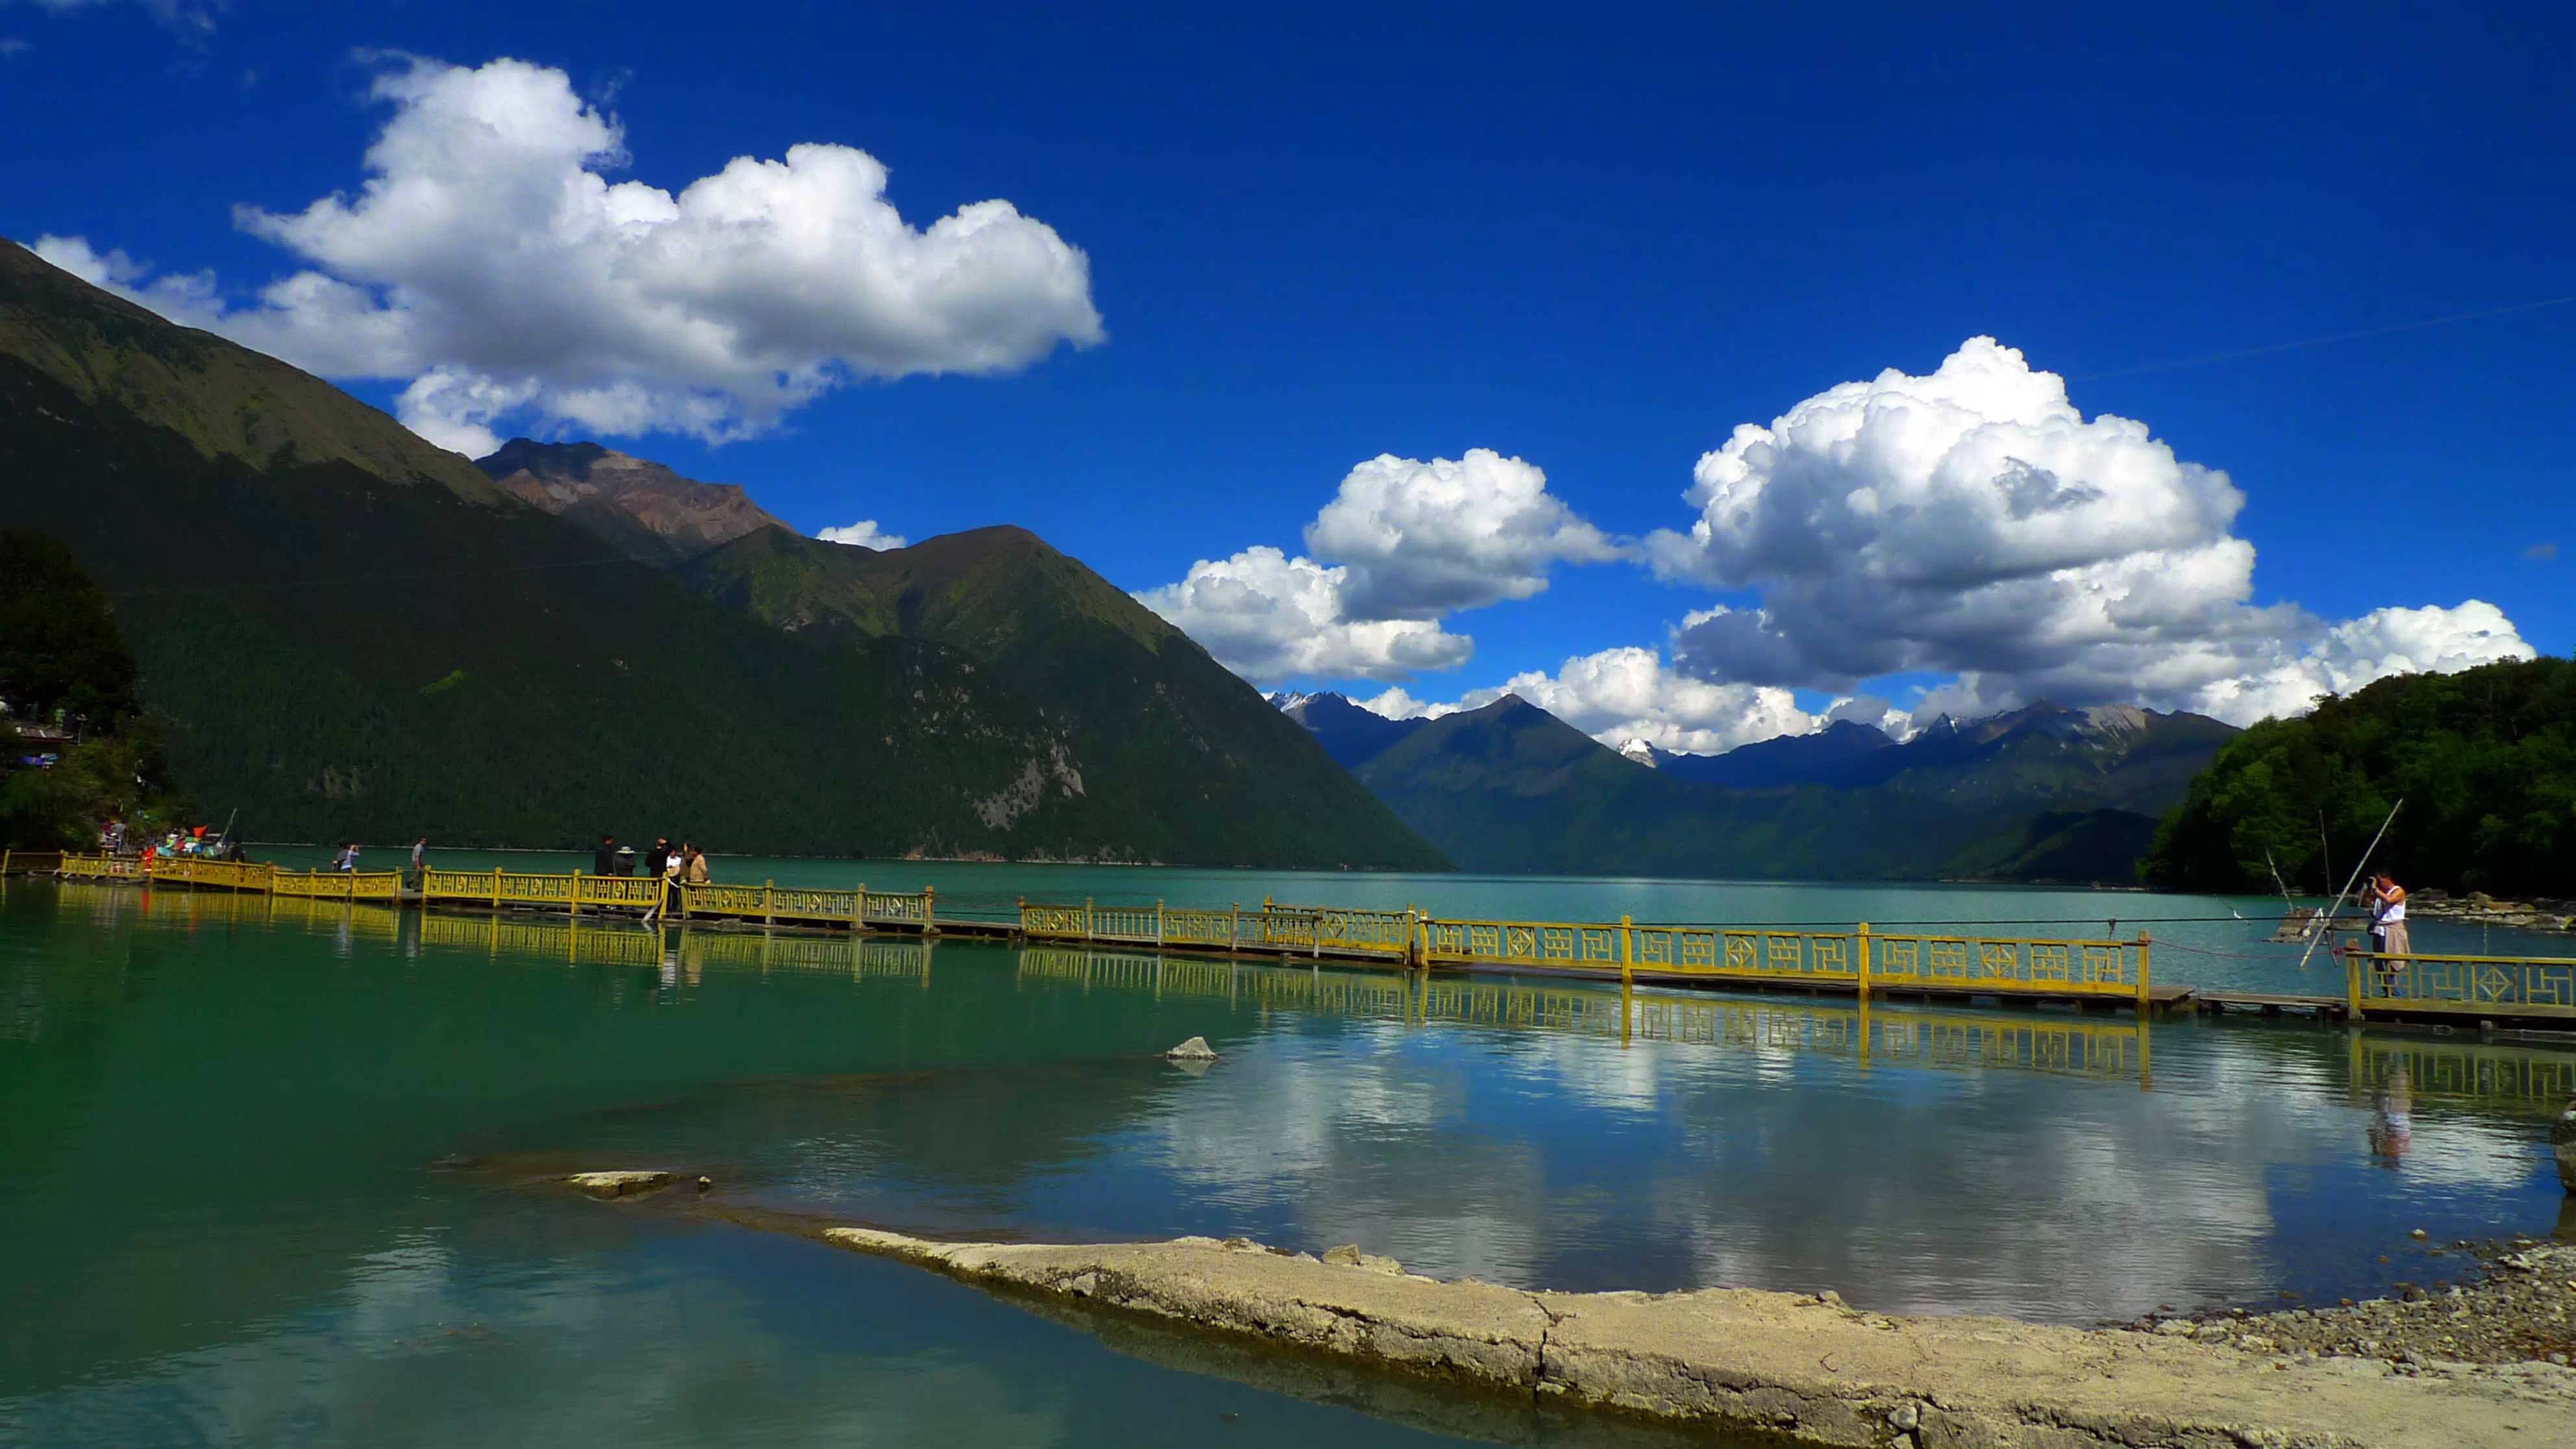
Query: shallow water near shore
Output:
[[5, 876, 2571, 1447]]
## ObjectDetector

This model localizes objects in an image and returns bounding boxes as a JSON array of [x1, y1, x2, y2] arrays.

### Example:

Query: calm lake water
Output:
[[5, 870, 2572, 1448]]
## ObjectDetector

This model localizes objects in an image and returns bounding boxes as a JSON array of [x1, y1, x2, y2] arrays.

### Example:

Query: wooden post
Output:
[[1017, 895, 1026, 938], [1620, 913, 1635, 1046], [571, 867, 584, 919], [852, 882, 866, 935], [1085, 897, 1095, 944], [1856, 921, 1872, 1000], [1156, 899, 1166, 948], [491, 865, 502, 910], [2343, 943, 2364, 1021], [764, 880, 776, 927], [923, 886, 936, 935], [2135, 932, 2153, 1016], [1230, 902, 1241, 952]]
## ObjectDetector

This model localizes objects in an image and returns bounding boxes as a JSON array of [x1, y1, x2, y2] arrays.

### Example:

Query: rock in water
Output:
[[1322, 1243, 1406, 1274], [567, 1170, 673, 1199], [1165, 1037, 1220, 1061], [2553, 1100, 2576, 1193]]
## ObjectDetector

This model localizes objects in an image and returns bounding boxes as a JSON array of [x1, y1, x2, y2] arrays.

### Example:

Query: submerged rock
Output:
[[567, 1170, 673, 1199], [1165, 1036, 1220, 1061]]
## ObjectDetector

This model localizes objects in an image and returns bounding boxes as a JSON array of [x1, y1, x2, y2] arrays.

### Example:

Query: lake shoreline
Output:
[[562, 1178, 2576, 1448]]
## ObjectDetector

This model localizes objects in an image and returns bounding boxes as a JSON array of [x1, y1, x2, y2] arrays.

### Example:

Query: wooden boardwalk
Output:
[[32, 854, 2576, 1033]]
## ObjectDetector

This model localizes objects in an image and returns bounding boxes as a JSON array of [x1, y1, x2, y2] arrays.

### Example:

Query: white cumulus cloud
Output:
[[33, 54, 1100, 448], [816, 520, 906, 551], [1137, 449, 1618, 685], [1304, 449, 1626, 619], [1648, 338, 2533, 725], [1135, 546, 1472, 683]]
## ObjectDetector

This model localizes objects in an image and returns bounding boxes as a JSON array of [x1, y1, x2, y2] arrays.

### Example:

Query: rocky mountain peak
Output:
[[475, 438, 791, 562]]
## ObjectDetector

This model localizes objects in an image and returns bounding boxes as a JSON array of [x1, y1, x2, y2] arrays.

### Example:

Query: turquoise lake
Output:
[[5, 867, 2571, 1447]]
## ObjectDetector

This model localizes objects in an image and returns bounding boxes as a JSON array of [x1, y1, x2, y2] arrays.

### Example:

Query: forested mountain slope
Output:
[[2144, 657, 2573, 898], [0, 242, 1444, 868]]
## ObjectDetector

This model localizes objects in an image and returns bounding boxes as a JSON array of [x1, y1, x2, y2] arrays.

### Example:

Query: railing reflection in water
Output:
[[410, 911, 934, 985], [1017, 947, 2151, 1084]]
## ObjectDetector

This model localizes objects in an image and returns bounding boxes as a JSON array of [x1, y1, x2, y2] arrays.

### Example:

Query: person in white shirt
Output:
[[2366, 873, 2410, 958]]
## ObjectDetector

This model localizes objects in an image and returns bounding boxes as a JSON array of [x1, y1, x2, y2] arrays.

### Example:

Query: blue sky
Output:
[[6, 1, 2567, 750]]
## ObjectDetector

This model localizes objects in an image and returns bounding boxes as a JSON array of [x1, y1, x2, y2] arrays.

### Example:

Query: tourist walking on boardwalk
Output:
[[409, 837, 427, 887], [683, 843, 709, 886], [2367, 873, 2410, 958], [593, 835, 618, 876]]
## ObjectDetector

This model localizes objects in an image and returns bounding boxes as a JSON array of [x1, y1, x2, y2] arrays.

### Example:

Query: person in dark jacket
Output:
[[644, 837, 671, 879], [594, 836, 619, 876]]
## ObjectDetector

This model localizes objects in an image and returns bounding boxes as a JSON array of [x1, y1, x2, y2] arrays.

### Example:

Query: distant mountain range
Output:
[[0, 241, 1443, 869], [1274, 689, 2237, 882]]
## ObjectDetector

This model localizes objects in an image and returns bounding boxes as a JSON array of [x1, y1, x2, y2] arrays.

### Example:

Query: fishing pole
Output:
[[2294, 799, 2402, 974]]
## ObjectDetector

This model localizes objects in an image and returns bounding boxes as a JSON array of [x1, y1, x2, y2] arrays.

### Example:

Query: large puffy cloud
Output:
[[1361, 647, 1826, 754], [1139, 450, 1617, 684], [1134, 546, 1473, 683], [1304, 450, 1625, 619], [34, 55, 1100, 449], [1648, 338, 2533, 724]]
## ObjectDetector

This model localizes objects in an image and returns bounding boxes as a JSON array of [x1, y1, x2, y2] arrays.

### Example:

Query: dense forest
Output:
[[2142, 657, 2574, 898], [0, 530, 192, 848]]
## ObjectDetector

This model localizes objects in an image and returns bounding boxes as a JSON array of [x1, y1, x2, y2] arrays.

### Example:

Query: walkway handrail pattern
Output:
[[2346, 948, 2576, 1021], [1017, 898, 1417, 958], [1423, 917, 2150, 1003]]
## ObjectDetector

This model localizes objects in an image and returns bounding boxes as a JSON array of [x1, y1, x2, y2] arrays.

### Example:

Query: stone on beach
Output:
[[1321, 1243, 1406, 1275], [566, 1170, 674, 1198], [1165, 1036, 1220, 1060]]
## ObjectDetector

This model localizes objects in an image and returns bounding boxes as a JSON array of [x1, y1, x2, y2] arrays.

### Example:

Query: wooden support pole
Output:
[[764, 879, 776, 928], [1856, 921, 1872, 1000], [571, 867, 584, 918], [923, 886, 936, 935], [1156, 898, 1166, 948], [1620, 913, 1634, 1046], [2135, 932, 2153, 1017]]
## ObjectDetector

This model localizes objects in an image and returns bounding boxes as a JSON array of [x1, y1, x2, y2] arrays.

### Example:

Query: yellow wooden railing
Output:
[[1017, 898, 1417, 958], [56, 852, 146, 880], [2346, 950, 2576, 1022], [675, 880, 935, 927], [1421, 916, 2151, 1005], [271, 867, 404, 900]]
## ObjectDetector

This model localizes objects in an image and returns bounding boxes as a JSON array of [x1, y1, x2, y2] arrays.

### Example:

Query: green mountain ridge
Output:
[[0, 240, 1444, 869]]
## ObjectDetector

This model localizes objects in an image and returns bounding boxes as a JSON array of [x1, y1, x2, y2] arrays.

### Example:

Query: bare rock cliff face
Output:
[[476, 439, 791, 562]]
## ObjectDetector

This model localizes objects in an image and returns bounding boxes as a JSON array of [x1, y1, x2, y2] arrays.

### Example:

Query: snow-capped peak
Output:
[[1617, 737, 1658, 767]]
